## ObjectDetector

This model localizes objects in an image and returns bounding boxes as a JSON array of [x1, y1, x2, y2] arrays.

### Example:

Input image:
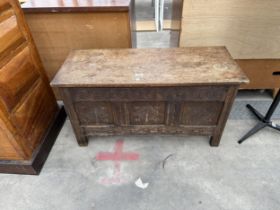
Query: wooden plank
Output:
[[237, 59, 280, 89], [84, 125, 215, 137], [69, 86, 229, 102], [21, 0, 130, 13], [179, 0, 280, 59], [24, 12, 132, 80], [51, 47, 249, 87]]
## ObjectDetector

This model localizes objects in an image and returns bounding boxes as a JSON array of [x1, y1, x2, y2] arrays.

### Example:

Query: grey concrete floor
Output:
[[0, 111, 280, 209], [136, 31, 179, 48]]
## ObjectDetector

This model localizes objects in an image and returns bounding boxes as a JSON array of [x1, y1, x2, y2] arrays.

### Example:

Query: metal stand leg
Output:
[[238, 122, 266, 144], [246, 104, 264, 121], [268, 122, 280, 132], [238, 90, 280, 144]]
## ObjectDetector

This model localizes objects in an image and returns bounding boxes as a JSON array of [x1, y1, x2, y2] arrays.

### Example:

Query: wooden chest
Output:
[[51, 47, 249, 146]]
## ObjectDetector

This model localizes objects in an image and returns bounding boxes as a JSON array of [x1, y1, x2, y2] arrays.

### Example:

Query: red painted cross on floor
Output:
[[96, 140, 139, 183]]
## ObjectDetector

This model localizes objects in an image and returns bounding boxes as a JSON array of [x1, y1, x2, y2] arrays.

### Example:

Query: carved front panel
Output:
[[70, 86, 228, 132], [129, 102, 166, 125], [180, 102, 224, 125], [74, 102, 114, 125]]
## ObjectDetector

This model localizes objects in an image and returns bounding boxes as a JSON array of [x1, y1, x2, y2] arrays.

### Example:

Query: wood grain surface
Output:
[[51, 47, 249, 87], [237, 59, 280, 89], [179, 0, 280, 59], [0, 0, 58, 160], [24, 12, 133, 80]]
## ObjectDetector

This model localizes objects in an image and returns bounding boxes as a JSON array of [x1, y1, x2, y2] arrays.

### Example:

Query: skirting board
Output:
[[0, 106, 66, 175]]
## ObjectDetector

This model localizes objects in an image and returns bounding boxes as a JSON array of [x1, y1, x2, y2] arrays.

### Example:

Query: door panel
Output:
[[11, 79, 57, 150], [0, 117, 22, 160], [0, 0, 58, 160], [0, 46, 39, 112], [0, 15, 26, 58]]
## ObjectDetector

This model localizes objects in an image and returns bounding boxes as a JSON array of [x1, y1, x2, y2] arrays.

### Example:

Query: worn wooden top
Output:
[[21, 0, 130, 13], [51, 47, 249, 88]]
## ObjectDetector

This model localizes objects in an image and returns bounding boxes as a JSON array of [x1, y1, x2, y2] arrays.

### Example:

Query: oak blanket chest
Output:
[[51, 47, 249, 146]]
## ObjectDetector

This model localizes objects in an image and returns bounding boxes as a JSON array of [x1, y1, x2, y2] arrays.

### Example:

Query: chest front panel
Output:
[[63, 86, 230, 137]]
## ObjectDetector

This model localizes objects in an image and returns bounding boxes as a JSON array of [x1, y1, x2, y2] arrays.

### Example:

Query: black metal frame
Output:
[[238, 90, 280, 144]]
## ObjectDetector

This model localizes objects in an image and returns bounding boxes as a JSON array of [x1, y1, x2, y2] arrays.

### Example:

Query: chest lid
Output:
[[50, 47, 249, 88]]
